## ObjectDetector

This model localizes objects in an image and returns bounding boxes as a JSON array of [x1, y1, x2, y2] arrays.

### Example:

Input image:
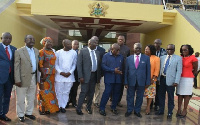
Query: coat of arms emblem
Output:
[[88, 2, 109, 17]]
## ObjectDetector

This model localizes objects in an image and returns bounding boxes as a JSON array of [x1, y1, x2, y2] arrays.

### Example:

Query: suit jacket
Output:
[[0, 43, 17, 84], [124, 54, 151, 86], [14, 46, 39, 87], [77, 48, 101, 83], [96, 46, 105, 59], [158, 54, 182, 86]]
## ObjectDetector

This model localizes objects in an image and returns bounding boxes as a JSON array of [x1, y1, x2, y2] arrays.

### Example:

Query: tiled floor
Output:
[[1, 85, 200, 125]]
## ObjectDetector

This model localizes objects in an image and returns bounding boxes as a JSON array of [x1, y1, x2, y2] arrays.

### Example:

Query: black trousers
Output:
[[68, 81, 80, 105]]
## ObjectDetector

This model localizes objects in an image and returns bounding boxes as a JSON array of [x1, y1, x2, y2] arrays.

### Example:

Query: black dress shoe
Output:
[[65, 104, 69, 108], [72, 104, 77, 108], [85, 108, 92, 114], [60, 108, 66, 113], [134, 112, 142, 118], [94, 103, 100, 108], [125, 112, 132, 117], [76, 109, 83, 115], [155, 111, 164, 115], [167, 114, 172, 119], [0, 115, 11, 121], [111, 109, 118, 115], [25, 114, 36, 120], [99, 110, 106, 116], [18, 117, 25, 122]]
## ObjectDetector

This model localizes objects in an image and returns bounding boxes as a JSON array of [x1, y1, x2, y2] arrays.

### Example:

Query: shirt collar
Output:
[[88, 47, 95, 52], [2, 43, 10, 49], [26, 46, 34, 51], [134, 53, 141, 57]]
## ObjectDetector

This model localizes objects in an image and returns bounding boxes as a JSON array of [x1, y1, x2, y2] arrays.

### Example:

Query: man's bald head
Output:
[[62, 39, 72, 50], [111, 43, 120, 56], [91, 36, 99, 44], [88, 39, 97, 50], [1, 32, 12, 46], [72, 40, 79, 50]]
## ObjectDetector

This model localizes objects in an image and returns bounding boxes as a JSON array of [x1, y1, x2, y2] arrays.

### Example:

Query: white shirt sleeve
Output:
[[55, 51, 62, 74], [69, 51, 77, 74]]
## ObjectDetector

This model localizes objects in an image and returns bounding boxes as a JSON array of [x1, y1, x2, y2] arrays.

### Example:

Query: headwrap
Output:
[[40, 37, 52, 46]]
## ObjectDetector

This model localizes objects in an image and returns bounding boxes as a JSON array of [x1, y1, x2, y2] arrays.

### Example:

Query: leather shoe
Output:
[[60, 108, 66, 113], [111, 109, 118, 115], [18, 117, 25, 122], [155, 111, 164, 115], [117, 102, 123, 107], [94, 103, 100, 108], [167, 114, 172, 119], [0, 115, 11, 121], [99, 110, 106, 116], [76, 109, 83, 115], [25, 114, 36, 120], [134, 112, 142, 118], [72, 104, 77, 108], [85, 108, 92, 114], [125, 112, 132, 117]]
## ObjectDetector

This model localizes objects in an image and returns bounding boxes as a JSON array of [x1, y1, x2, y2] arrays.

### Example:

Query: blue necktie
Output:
[[91, 50, 97, 72], [163, 56, 171, 75]]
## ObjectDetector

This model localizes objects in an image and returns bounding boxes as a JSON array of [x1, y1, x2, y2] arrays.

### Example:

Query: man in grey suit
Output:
[[156, 44, 182, 119], [15, 35, 39, 122], [76, 39, 101, 115]]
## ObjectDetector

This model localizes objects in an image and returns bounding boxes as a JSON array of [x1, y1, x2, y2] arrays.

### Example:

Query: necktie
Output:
[[5, 47, 11, 73], [91, 50, 97, 71], [163, 55, 171, 75], [135, 55, 139, 69]]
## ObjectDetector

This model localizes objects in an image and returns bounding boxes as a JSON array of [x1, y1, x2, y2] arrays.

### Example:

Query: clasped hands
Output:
[[60, 72, 71, 78]]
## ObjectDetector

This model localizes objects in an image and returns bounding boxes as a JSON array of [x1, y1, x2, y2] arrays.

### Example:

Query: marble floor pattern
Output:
[[1, 84, 200, 125]]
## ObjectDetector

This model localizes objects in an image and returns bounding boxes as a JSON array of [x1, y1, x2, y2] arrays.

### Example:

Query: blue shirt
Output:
[[101, 52, 124, 84], [2, 43, 12, 59], [26, 46, 36, 72]]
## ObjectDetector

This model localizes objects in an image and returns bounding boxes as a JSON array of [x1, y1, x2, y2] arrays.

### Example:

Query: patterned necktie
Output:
[[91, 50, 97, 71], [135, 55, 139, 69], [5, 47, 11, 73], [163, 55, 171, 75]]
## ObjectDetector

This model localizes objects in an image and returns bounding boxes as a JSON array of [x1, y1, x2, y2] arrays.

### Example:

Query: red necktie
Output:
[[5, 47, 11, 73]]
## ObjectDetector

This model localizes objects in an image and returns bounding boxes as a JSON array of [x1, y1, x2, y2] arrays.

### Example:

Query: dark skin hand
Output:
[[79, 78, 84, 84], [115, 67, 122, 74], [15, 82, 22, 87], [173, 83, 178, 87], [60, 72, 71, 78]]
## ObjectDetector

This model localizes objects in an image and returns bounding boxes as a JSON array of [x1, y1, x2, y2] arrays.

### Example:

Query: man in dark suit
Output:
[[91, 36, 105, 108], [67, 40, 79, 108], [0, 32, 17, 122], [124, 43, 151, 118], [76, 39, 101, 115], [99, 43, 123, 116]]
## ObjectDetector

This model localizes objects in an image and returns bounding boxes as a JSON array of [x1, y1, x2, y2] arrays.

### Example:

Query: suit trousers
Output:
[[68, 81, 80, 105], [99, 83, 121, 111], [194, 72, 199, 88], [77, 72, 97, 110], [16, 74, 36, 117], [154, 84, 160, 107], [55, 82, 73, 108], [93, 77, 103, 104], [0, 74, 13, 116], [158, 76, 175, 114], [126, 83, 145, 113]]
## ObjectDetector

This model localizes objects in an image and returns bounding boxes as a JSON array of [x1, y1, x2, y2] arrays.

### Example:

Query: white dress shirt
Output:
[[88, 47, 97, 72], [55, 49, 77, 82], [2, 43, 12, 59], [162, 54, 173, 75], [26, 46, 36, 72]]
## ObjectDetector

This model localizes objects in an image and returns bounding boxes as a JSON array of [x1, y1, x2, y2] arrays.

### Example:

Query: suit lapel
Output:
[[22, 47, 31, 64], [0, 43, 9, 60], [33, 48, 38, 63], [10, 46, 15, 61], [132, 55, 136, 69], [169, 54, 174, 66], [86, 48, 92, 64], [137, 54, 143, 69]]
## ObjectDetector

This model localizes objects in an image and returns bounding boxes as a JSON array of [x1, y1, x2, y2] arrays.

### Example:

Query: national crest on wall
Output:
[[88, 2, 109, 17]]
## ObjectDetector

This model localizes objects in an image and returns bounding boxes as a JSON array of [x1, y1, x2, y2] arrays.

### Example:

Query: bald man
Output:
[[99, 43, 124, 116], [55, 39, 77, 113], [0, 32, 17, 121], [76, 39, 101, 115]]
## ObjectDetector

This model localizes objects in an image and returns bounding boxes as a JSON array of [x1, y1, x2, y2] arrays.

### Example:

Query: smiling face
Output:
[[145, 46, 151, 56], [1, 32, 12, 46], [181, 45, 189, 57], [25, 35, 35, 48], [45, 39, 53, 49]]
